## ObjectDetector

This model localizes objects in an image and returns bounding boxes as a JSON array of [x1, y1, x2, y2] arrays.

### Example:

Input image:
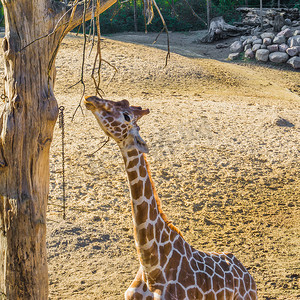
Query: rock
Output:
[[252, 44, 261, 52], [284, 19, 292, 26], [267, 44, 279, 53], [281, 25, 289, 31], [292, 21, 299, 27], [216, 43, 228, 49], [244, 44, 252, 51], [273, 35, 286, 44], [274, 117, 294, 127], [263, 38, 272, 46], [228, 52, 240, 60], [279, 43, 288, 52], [230, 41, 243, 53], [288, 35, 300, 47], [243, 38, 253, 46], [294, 30, 300, 36], [286, 47, 299, 57], [261, 32, 275, 40], [269, 52, 289, 63], [287, 56, 300, 69], [255, 49, 270, 62], [261, 44, 267, 49], [277, 28, 293, 38], [240, 36, 248, 42], [252, 38, 263, 45], [245, 49, 254, 59]]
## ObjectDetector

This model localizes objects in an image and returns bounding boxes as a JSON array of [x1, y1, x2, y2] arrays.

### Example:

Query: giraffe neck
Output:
[[121, 148, 182, 275]]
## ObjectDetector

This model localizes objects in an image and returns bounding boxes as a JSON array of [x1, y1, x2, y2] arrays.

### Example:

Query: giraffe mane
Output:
[[142, 154, 184, 238]]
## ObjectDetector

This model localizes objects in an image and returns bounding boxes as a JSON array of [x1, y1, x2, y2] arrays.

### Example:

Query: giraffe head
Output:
[[84, 96, 150, 153]]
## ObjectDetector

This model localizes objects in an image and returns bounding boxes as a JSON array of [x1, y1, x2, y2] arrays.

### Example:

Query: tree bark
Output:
[[206, 0, 211, 29], [201, 16, 249, 43], [0, 0, 116, 299], [134, 0, 138, 32]]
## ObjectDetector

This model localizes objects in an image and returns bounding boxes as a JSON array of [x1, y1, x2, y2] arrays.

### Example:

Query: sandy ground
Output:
[[1, 31, 300, 299]]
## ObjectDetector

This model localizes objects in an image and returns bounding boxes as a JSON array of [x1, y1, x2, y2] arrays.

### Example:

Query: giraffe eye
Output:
[[123, 113, 131, 122]]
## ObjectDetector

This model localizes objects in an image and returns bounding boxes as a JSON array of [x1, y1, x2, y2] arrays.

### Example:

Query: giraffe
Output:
[[84, 96, 257, 300]]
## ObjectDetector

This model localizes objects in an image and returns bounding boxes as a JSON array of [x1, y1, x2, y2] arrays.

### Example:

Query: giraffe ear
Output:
[[134, 132, 149, 153]]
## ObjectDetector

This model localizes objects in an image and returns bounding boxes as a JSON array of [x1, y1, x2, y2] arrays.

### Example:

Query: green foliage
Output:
[[0, 3, 3, 27], [247, 0, 300, 7], [100, 0, 300, 34], [212, 0, 244, 23], [1, 0, 298, 33], [99, 0, 209, 34]]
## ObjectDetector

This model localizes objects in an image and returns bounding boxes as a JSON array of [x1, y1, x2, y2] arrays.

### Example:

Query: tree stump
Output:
[[201, 16, 249, 43]]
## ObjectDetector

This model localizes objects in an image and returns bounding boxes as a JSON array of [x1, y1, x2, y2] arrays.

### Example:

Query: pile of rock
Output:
[[236, 7, 300, 28], [228, 27, 300, 69]]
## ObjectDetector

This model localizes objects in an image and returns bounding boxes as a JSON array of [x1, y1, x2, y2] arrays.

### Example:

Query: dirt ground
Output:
[[1, 31, 300, 299]]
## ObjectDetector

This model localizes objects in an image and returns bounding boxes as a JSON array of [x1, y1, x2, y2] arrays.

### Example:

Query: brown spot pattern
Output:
[[127, 149, 139, 157], [160, 243, 172, 267], [136, 201, 148, 225], [131, 180, 143, 199], [127, 170, 138, 181], [197, 273, 212, 291], [138, 228, 147, 246], [164, 251, 181, 281], [144, 177, 153, 199], [149, 205, 158, 221], [111, 121, 121, 126], [178, 257, 195, 287], [160, 230, 169, 244], [128, 158, 139, 169], [173, 238, 185, 255], [143, 243, 158, 266], [139, 165, 147, 177]]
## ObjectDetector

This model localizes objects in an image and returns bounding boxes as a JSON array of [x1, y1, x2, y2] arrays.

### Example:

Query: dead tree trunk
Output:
[[0, 0, 116, 299], [201, 16, 249, 43]]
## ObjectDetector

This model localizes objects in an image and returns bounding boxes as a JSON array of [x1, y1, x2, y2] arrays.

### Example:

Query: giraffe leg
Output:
[[125, 268, 153, 300]]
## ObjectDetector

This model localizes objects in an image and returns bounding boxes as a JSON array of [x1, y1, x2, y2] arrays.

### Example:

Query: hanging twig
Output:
[[91, 9, 104, 97], [71, 0, 89, 121], [143, 0, 148, 33], [153, 27, 165, 44], [88, 0, 97, 56], [152, 0, 170, 67], [165, 0, 179, 18], [183, 0, 207, 26], [91, 4, 118, 97], [58, 106, 66, 220], [144, 0, 154, 24], [86, 137, 110, 156]]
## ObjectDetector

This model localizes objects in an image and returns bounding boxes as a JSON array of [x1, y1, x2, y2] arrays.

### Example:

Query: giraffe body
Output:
[[84, 97, 257, 300]]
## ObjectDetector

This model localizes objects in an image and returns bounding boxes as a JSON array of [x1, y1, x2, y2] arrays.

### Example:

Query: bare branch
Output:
[[183, 0, 207, 26], [143, 0, 154, 24], [65, 0, 117, 32], [152, 0, 170, 67]]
